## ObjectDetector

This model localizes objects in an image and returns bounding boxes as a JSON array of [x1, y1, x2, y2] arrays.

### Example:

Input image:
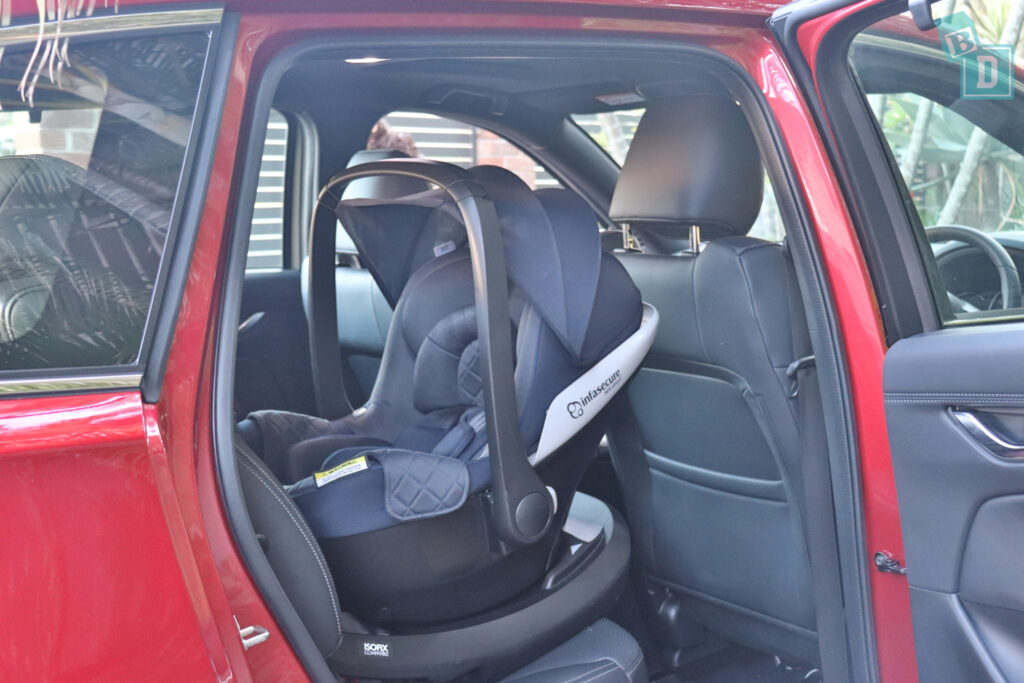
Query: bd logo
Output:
[[942, 26, 979, 60], [962, 46, 1014, 100], [937, 12, 1014, 101], [363, 642, 390, 657], [567, 401, 584, 419]]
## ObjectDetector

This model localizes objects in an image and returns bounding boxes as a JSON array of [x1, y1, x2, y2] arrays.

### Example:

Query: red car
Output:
[[1, 0, 1022, 680]]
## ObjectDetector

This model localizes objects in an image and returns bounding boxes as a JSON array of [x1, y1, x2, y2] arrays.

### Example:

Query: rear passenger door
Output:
[[784, 2, 1024, 681], [0, 8, 236, 680]]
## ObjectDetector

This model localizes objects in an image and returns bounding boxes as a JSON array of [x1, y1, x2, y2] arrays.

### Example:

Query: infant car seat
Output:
[[240, 160, 657, 625]]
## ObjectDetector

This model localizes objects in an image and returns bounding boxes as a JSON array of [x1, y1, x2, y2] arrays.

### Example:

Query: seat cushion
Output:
[[501, 619, 647, 683]]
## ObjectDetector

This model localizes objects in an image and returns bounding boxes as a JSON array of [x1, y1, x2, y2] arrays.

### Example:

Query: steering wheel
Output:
[[927, 224, 1023, 313]]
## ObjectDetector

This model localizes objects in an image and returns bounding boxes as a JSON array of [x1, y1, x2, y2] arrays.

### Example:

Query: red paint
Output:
[[0, 1, 923, 681], [792, 3, 920, 681], [0, 392, 217, 681]]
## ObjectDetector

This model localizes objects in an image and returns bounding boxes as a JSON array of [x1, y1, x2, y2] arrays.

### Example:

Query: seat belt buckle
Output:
[[786, 355, 816, 399]]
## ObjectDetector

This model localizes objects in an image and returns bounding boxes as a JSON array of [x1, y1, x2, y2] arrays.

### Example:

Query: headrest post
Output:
[[689, 224, 702, 254], [621, 222, 641, 252]]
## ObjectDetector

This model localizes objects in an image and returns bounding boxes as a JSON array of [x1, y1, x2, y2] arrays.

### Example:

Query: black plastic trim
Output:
[[326, 508, 631, 680], [142, 9, 237, 401], [213, 31, 870, 682]]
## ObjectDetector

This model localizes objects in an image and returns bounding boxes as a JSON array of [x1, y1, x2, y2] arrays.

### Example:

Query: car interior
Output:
[[1, 9, 1023, 682], [219, 44, 833, 683]]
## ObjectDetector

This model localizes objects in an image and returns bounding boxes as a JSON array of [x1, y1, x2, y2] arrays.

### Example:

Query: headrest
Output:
[[608, 96, 764, 242], [342, 149, 432, 202]]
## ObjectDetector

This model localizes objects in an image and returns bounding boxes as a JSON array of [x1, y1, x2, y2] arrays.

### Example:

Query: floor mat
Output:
[[655, 644, 820, 683]]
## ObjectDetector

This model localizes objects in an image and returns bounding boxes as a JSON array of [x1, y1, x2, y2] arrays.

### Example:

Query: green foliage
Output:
[[877, 92, 1024, 228]]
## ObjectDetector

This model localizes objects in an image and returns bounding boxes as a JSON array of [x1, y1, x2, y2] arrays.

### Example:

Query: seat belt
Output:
[[604, 393, 656, 571], [784, 249, 850, 680], [308, 193, 353, 420]]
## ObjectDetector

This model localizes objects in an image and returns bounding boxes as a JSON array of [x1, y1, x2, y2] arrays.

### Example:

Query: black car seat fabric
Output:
[[606, 97, 818, 662], [236, 433, 648, 679], [300, 148, 425, 408], [0, 154, 169, 370], [282, 166, 641, 538], [243, 168, 641, 482]]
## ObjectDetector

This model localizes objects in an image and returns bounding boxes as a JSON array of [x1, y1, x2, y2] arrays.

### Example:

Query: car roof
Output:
[[50, 0, 789, 18]]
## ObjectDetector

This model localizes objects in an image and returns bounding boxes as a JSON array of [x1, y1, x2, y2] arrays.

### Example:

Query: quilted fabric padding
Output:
[[371, 448, 469, 521], [248, 410, 338, 476], [457, 339, 484, 407]]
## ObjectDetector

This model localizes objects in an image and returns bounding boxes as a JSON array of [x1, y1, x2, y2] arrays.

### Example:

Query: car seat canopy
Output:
[[335, 165, 617, 365]]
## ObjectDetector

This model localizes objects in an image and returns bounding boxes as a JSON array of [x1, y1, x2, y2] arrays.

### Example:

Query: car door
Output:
[[776, 1, 1024, 681], [0, 7, 243, 680]]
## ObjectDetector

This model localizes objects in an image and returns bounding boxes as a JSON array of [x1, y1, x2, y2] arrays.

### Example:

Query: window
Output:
[[246, 110, 289, 271], [0, 31, 210, 371], [367, 112, 561, 189], [574, 107, 785, 243], [572, 109, 644, 165], [849, 6, 1024, 322]]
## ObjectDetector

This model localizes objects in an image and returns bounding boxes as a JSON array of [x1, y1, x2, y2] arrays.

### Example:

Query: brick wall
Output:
[[4, 108, 99, 168], [39, 108, 100, 168], [474, 129, 537, 188]]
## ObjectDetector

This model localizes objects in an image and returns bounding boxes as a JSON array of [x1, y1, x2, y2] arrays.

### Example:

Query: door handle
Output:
[[952, 410, 1024, 459]]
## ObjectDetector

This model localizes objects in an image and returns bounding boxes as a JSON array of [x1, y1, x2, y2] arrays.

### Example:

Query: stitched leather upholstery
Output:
[[501, 619, 647, 683], [606, 98, 818, 662]]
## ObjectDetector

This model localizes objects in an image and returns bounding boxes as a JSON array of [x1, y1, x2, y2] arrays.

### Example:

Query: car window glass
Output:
[[0, 32, 210, 371], [849, 4, 1024, 322], [246, 109, 288, 272], [572, 109, 644, 165], [366, 112, 562, 189]]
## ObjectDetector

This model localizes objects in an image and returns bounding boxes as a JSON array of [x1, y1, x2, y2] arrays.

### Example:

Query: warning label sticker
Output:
[[314, 456, 369, 487]]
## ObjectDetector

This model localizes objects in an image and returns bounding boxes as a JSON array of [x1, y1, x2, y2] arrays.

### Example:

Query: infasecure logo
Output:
[[364, 642, 390, 657], [567, 369, 622, 419]]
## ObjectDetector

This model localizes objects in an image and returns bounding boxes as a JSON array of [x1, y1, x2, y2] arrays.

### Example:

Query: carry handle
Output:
[[314, 159, 552, 546]]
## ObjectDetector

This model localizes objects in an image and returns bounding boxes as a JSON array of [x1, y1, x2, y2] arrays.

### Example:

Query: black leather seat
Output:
[[235, 439, 648, 682], [606, 97, 818, 662]]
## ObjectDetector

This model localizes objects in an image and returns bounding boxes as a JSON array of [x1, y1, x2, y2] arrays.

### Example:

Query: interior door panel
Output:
[[235, 270, 317, 419], [884, 322, 1024, 683]]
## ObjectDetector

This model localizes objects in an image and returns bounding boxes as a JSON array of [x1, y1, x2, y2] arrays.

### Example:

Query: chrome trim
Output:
[[952, 410, 1024, 460], [0, 8, 222, 47], [0, 372, 142, 395]]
